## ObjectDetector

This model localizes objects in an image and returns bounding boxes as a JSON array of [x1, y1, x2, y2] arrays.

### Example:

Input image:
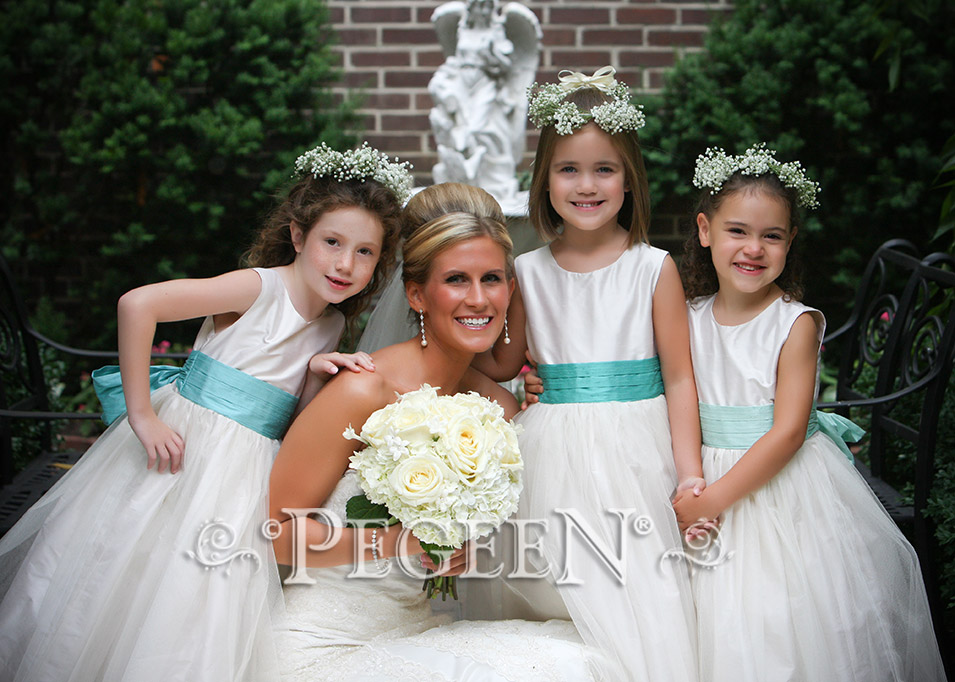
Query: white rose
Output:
[[439, 414, 490, 485], [495, 419, 523, 469], [388, 453, 449, 507]]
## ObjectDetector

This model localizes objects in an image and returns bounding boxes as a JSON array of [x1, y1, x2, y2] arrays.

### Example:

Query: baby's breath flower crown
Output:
[[294, 142, 414, 205], [527, 66, 645, 136], [693, 143, 821, 210]]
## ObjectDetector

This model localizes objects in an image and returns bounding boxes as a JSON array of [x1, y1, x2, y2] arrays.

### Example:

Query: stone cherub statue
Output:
[[429, 0, 541, 215]]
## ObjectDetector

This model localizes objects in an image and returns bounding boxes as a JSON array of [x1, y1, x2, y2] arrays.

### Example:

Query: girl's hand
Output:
[[309, 351, 375, 379], [672, 488, 723, 533], [521, 350, 542, 409], [522, 367, 542, 407], [675, 476, 706, 497], [128, 411, 185, 473], [682, 517, 720, 543]]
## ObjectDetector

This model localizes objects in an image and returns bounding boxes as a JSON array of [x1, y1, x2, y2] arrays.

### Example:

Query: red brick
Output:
[[364, 134, 424, 153], [647, 30, 706, 47], [582, 29, 643, 46], [362, 92, 411, 109], [384, 70, 432, 88], [351, 51, 411, 67], [682, 8, 733, 25], [357, 113, 378, 131], [336, 28, 378, 46], [326, 7, 344, 24], [613, 69, 642, 88], [417, 7, 438, 23], [382, 28, 437, 44], [549, 50, 613, 68], [416, 93, 435, 109], [351, 7, 411, 23], [416, 49, 446, 68], [342, 71, 378, 89], [542, 28, 576, 47], [647, 69, 668, 90], [619, 50, 675, 68], [549, 8, 610, 25], [617, 8, 677, 25], [381, 114, 432, 132]]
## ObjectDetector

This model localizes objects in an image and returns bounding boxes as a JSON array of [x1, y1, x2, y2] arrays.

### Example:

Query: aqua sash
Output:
[[537, 357, 664, 404], [91, 351, 298, 439], [699, 402, 863, 462]]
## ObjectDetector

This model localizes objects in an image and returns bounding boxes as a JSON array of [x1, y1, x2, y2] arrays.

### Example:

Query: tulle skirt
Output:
[[503, 396, 699, 682], [694, 432, 945, 682], [0, 384, 285, 682]]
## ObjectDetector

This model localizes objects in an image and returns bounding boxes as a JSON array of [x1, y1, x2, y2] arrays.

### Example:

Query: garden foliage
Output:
[[641, 0, 955, 314], [0, 0, 358, 347]]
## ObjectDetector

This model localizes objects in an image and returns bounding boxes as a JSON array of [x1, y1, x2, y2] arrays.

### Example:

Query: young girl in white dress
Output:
[[473, 67, 703, 681], [0, 144, 410, 682], [268, 182, 603, 682], [672, 144, 946, 681]]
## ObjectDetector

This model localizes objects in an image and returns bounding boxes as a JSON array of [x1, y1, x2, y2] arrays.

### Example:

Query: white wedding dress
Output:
[[277, 472, 604, 682]]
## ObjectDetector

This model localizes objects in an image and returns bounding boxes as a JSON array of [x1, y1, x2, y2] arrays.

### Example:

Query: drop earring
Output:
[[419, 309, 428, 347], [504, 315, 511, 344]]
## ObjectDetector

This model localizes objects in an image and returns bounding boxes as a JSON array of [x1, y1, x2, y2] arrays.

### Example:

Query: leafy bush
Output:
[[642, 0, 955, 315], [1, 0, 358, 347]]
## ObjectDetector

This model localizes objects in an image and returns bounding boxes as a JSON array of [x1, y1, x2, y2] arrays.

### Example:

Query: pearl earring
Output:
[[419, 309, 428, 347], [504, 316, 511, 344]]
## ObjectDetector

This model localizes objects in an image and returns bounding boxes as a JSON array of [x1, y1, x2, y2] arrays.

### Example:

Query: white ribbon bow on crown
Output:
[[557, 66, 617, 94]]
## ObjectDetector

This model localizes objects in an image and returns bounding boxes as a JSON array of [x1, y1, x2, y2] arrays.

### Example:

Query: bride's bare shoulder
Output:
[[461, 368, 519, 419]]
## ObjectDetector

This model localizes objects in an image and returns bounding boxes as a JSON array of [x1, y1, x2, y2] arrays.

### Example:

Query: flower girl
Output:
[[0, 144, 409, 682], [473, 67, 702, 681], [673, 144, 945, 681]]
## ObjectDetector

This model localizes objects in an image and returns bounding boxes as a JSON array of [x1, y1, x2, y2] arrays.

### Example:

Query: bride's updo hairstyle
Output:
[[401, 183, 514, 287]]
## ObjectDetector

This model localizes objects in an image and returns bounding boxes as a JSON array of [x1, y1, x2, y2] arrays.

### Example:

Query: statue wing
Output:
[[502, 3, 542, 80], [432, 1, 467, 58]]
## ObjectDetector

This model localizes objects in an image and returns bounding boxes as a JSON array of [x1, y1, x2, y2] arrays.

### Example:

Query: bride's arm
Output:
[[269, 372, 422, 568]]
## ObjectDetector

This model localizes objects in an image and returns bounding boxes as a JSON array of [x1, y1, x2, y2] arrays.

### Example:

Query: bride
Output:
[[268, 183, 604, 681]]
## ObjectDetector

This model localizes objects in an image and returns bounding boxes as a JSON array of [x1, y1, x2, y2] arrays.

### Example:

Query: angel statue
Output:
[[429, 0, 541, 215]]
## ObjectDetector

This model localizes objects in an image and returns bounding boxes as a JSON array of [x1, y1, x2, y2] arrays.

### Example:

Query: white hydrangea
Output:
[[294, 142, 414, 204], [693, 143, 821, 210], [345, 385, 523, 549]]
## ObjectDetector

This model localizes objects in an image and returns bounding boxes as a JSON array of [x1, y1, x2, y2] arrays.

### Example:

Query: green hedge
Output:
[[642, 0, 955, 314], [1, 0, 358, 347]]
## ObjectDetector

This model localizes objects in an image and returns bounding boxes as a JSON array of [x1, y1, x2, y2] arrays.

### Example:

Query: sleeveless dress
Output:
[[278, 471, 604, 681], [0, 268, 341, 682], [503, 243, 699, 682], [687, 294, 945, 682]]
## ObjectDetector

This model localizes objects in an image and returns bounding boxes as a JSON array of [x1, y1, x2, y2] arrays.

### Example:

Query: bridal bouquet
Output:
[[344, 385, 523, 599]]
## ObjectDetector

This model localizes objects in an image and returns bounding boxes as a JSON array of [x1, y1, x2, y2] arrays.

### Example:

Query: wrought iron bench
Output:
[[818, 238, 955, 657], [0, 254, 185, 535]]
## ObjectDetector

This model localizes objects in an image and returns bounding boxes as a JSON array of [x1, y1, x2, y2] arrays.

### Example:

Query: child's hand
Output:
[[672, 488, 723, 533], [128, 412, 185, 474], [675, 476, 706, 497], [682, 517, 720, 544], [522, 367, 542, 405], [308, 351, 375, 379], [521, 350, 542, 409]]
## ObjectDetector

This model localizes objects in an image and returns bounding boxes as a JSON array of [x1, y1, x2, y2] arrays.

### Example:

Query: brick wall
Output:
[[324, 0, 730, 248]]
